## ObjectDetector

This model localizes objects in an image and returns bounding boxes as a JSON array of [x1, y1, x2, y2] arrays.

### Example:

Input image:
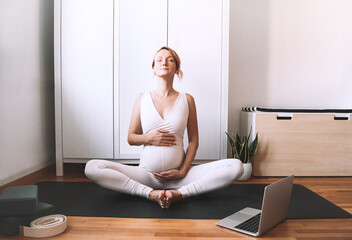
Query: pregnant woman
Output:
[[85, 46, 243, 208]]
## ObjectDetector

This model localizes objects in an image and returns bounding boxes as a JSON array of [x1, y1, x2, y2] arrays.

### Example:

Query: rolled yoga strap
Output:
[[19, 214, 67, 238]]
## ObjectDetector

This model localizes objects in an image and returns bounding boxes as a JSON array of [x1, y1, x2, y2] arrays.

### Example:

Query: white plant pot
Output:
[[238, 162, 252, 181]]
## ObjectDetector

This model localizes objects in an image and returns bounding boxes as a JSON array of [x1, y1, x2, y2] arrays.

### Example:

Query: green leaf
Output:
[[225, 132, 234, 148], [225, 132, 235, 158], [249, 133, 259, 159], [225, 129, 259, 163]]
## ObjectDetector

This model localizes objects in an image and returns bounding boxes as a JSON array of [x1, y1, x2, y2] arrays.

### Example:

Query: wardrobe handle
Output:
[[276, 114, 293, 120], [334, 116, 349, 121]]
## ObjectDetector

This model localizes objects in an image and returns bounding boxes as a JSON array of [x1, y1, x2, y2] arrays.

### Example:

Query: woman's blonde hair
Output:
[[152, 46, 183, 80]]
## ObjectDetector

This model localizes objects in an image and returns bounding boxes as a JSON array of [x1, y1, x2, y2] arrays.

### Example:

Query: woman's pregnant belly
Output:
[[139, 145, 185, 173]]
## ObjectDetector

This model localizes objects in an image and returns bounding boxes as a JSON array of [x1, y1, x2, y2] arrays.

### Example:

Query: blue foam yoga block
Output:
[[0, 185, 38, 216], [0, 201, 55, 236]]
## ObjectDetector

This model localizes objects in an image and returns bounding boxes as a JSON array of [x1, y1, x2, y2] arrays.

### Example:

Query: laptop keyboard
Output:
[[235, 213, 261, 233]]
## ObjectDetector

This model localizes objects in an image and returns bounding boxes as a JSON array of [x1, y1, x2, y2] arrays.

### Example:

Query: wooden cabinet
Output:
[[55, 0, 229, 176], [241, 112, 352, 176]]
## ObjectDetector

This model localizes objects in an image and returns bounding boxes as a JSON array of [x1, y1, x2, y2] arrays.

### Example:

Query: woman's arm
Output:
[[127, 93, 145, 146], [179, 93, 199, 176], [153, 93, 199, 181], [127, 93, 176, 146]]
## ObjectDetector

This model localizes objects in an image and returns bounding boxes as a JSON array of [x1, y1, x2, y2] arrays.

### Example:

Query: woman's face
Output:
[[153, 49, 177, 78]]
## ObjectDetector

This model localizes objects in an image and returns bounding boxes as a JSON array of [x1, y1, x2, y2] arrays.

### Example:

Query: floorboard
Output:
[[1, 163, 351, 240]]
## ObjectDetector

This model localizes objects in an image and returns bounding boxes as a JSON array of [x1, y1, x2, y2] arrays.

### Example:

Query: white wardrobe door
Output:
[[169, 0, 222, 160], [118, 0, 167, 158], [61, 0, 114, 158]]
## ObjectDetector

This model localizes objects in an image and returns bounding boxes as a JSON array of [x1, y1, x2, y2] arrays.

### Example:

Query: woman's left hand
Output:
[[153, 169, 185, 183]]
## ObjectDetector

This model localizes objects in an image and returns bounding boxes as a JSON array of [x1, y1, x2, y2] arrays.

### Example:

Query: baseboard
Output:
[[0, 163, 55, 193]]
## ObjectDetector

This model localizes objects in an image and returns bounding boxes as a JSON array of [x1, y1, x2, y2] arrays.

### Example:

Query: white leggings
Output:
[[85, 159, 244, 199]]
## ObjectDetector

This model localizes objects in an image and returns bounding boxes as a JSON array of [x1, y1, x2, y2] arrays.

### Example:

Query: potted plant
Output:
[[225, 130, 258, 181]]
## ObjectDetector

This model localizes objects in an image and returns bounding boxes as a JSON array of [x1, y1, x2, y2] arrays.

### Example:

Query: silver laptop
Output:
[[216, 175, 294, 237]]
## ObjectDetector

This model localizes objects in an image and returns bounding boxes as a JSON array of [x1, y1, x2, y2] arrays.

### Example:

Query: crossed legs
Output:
[[85, 158, 243, 208]]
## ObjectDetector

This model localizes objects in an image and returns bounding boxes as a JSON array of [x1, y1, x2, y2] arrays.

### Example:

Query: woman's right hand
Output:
[[147, 129, 176, 146]]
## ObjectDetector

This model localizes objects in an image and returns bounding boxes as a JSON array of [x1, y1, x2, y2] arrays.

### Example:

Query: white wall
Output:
[[0, 0, 55, 185], [228, 0, 352, 136], [1, 0, 351, 179]]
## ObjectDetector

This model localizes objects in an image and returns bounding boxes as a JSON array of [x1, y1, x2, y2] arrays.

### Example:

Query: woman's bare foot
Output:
[[149, 190, 183, 209], [149, 190, 168, 208], [163, 190, 183, 209]]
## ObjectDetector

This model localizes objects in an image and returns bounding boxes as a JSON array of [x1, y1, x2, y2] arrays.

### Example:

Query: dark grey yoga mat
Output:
[[36, 181, 351, 219]]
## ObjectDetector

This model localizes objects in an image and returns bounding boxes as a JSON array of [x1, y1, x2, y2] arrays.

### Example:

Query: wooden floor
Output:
[[1, 163, 352, 240]]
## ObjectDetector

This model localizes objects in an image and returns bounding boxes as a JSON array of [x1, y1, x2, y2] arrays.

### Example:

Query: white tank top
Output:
[[139, 91, 189, 172]]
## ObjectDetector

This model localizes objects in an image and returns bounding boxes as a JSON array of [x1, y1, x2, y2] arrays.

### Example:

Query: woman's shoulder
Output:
[[133, 92, 148, 106], [182, 92, 196, 108], [136, 91, 151, 99], [184, 92, 195, 102], [134, 92, 144, 101]]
